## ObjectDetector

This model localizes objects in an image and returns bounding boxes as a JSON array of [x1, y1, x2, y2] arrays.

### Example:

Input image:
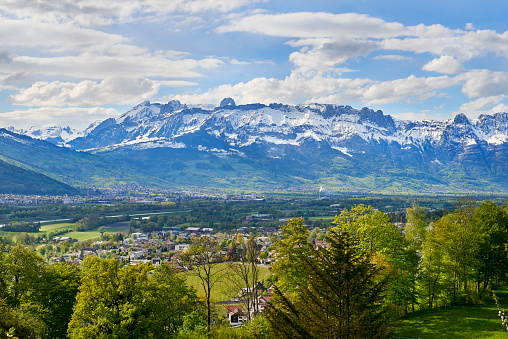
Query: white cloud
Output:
[[216, 12, 407, 39], [0, 53, 223, 80], [169, 72, 371, 106], [373, 54, 411, 61], [383, 29, 508, 61], [8, 77, 168, 107], [465, 23, 475, 30], [460, 70, 508, 98], [422, 55, 463, 74], [361, 74, 460, 105], [0, 106, 118, 129], [0, 0, 265, 27], [289, 39, 380, 70], [220, 12, 508, 65], [143, 0, 266, 15], [459, 95, 507, 112], [169, 71, 464, 109], [0, 18, 127, 51]]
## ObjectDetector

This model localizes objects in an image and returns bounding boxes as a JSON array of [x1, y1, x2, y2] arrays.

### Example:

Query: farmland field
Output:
[[0, 221, 130, 242]]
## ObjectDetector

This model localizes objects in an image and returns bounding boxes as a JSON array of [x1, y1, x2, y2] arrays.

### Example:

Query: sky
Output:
[[1, 0, 508, 129]]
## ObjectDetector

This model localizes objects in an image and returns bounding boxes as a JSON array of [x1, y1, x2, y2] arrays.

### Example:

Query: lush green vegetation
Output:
[[1, 196, 508, 338], [392, 288, 508, 338], [184, 263, 272, 302], [0, 158, 78, 195]]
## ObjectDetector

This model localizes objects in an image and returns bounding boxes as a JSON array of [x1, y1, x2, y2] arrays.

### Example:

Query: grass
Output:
[[0, 221, 130, 242], [308, 216, 337, 221], [391, 288, 508, 338], [185, 263, 272, 302], [40, 222, 75, 231]]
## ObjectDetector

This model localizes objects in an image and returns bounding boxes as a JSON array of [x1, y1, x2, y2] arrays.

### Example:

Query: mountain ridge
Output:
[[4, 100, 508, 193]]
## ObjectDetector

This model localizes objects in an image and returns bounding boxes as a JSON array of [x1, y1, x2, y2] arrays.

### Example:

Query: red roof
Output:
[[226, 306, 243, 314]]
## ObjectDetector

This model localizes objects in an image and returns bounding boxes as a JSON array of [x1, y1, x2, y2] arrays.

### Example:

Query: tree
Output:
[[271, 218, 313, 292], [35, 262, 82, 338], [265, 229, 390, 338], [98, 226, 106, 236], [228, 237, 261, 320], [425, 198, 479, 304], [473, 201, 508, 289], [333, 205, 415, 312], [405, 203, 428, 250], [0, 245, 82, 338], [68, 257, 198, 338], [179, 236, 226, 333]]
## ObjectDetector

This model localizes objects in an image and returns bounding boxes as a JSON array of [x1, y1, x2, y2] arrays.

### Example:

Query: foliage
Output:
[[227, 237, 262, 320], [2, 222, 40, 233], [179, 236, 226, 333], [266, 229, 391, 338], [0, 245, 81, 338], [67, 258, 198, 338], [271, 218, 313, 292]]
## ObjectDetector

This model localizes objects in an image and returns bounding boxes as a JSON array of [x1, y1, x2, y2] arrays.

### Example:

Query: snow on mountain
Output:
[[67, 100, 508, 157], [8, 126, 83, 146], [7, 99, 508, 170]]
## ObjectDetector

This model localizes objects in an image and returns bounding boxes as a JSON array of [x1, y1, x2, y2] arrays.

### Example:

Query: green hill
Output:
[[0, 158, 78, 195]]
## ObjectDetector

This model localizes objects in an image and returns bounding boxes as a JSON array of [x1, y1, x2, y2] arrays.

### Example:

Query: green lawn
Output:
[[308, 216, 337, 221], [185, 263, 272, 302], [40, 222, 75, 231], [391, 288, 508, 338], [0, 221, 129, 242]]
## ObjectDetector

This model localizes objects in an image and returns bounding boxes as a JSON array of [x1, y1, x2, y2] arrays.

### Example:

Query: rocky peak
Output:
[[220, 97, 236, 107]]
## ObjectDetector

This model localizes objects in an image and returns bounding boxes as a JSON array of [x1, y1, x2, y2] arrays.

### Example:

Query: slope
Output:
[[0, 129, 166, 188], [0, 158, 78, 195]]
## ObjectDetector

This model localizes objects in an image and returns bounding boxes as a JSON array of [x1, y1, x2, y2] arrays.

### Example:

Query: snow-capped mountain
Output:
[[8, 126, 83, 147], [55, 98, 506, 170], [3, 98, 508, 192]]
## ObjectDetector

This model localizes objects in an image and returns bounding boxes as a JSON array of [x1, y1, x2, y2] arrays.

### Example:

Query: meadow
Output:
[[392, 288, 508, 338], [0, 220, 130, 242], [184, 263, 272, 302]]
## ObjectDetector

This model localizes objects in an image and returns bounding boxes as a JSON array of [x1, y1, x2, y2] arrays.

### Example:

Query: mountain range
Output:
[[3, 98, 508, 194]]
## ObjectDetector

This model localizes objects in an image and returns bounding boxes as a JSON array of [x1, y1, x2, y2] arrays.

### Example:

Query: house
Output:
[[226, 306, 247, 326], [175, 244, 190, 251], [184, 227, 201, 233], [255, 294, 273, 314], [151, 257, 162, 267]]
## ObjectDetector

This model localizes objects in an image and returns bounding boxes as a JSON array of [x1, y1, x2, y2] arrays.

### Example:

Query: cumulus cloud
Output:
[[7, 77, 167, 107], [422, 55, 463, 74], [217, 12, 407, 39], [289, 39, 380, 70], [169, 73, 372, 106], [460, 70, 508, 98], [0, 106, 118, 129], [360, 74, 459, 105], [459, 95, 507, 112]]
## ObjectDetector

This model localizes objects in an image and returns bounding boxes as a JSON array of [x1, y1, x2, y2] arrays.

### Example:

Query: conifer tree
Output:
[[266, 229, 390, 338]]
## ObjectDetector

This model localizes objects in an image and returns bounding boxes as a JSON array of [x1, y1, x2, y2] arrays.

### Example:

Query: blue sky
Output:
[[1, 0, 508, 129]]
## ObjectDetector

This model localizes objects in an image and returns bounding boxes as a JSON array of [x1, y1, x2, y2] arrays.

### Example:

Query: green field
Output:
[[185, 263, 272, 302], [392, 288, 508, 338], [308, 216, 337, 221], [0, 221, 130, 242]]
